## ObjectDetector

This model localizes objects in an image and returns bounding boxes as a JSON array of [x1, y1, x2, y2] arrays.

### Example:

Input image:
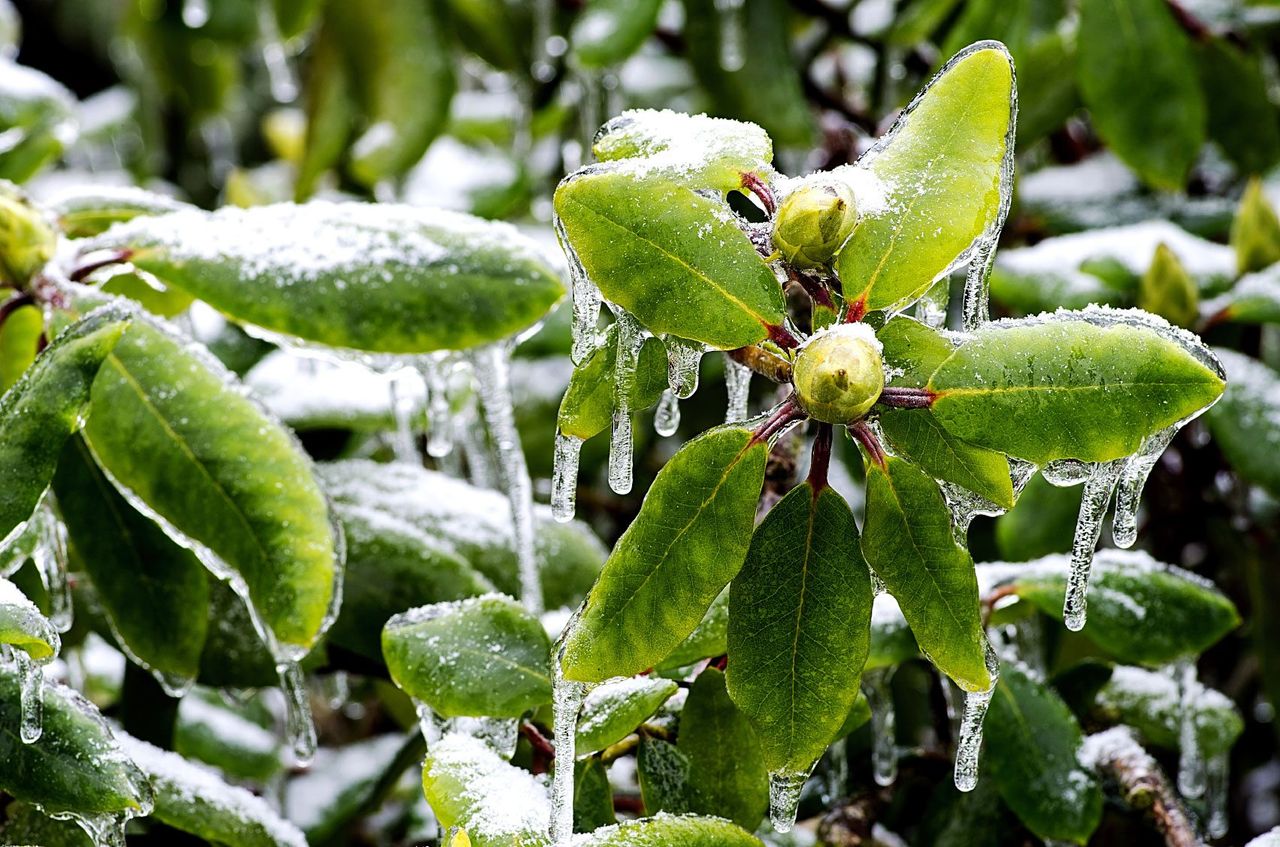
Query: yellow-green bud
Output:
[[793, 324, 884, 424], [0, 180, 56, 288], [771, 177, 858, 269]]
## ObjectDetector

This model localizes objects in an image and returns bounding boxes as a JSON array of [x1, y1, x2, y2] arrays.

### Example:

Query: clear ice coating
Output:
[[863, 668, 897, 787], [470, 343, 544, 615], [31, 498, 73, 633], [1112, 424, 1179, 549], [555, 213, 603, 366], [723, 354, 752, 423], [278, 661, 317, 765], [608, 311, 645, 496], [421, 356, 456, 459], [1204, 749, 1229, 839], [1063, 459, 1125, 632], [388, 367, 420, 463], [551, 433, 584, 523], [549, 661, 588, 847], [954, 641, 1000, 792], [767, 769, 809, 834], [414, 699, 444, 746], [14, 649, 43, 744], [915, 278, 950, 329], [1175, 659, 1205, 801], [653, 389, 680, 437], [665, 336, 704, 399]]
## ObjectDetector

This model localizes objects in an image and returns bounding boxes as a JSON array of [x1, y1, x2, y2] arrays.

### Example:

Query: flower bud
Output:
[[0, 180, 55, 288], [793, 324, 884, 424], [771, 177, 858, 269]]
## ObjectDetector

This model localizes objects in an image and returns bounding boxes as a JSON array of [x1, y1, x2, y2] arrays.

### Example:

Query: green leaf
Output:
[[986, 549, 1240, 665], [0, 666, 152, 819], [0, 801, 92, 846], [0, 301, 41, 391], [573, 813, 763, 847], [1014, 29, 1078, 147], [1230, 177, 1280, 276], [656, 589, 728, 672], [679, 668, 768, 831], [444, 0, 528, 71], [1137, 243, 1198, 328], [1077, 0, 1205, 189], [0, 304, 131, 544], [861, 456, 989, 690], [296, 17, 354, 200], [382, 595, 552, 719], [0, 60, 75, 183], [984, 666, 1102, 844], [1197, 39, 1280, 178], [422, 732, 550, 846], [573, 757, 617, 833], [887, 0, 963, 45], [558, 324, 668, 441], [49, 186, 193, 239], [116, 732, 307, 847], [577, 677, 678, 755], [98, 271, 195, 320], [928, 314, 1225, 464], [876, 410, 1014, 509], [1205, 349, 1280, 497], [173, 695, 282, 782], [52, 435, 209, 690], [836, 43, 1014, 314], [726, 482, 873, 774], [0, 576, 58, 661], [1093, 665, 1243, 757], [570, 0, 662, 69], [89, 203, 565, 354], [636, 736, 692, 816], [994, 473, 1078, 561], [554, 173, 784, 350], [833, 693, 872, 741], [590, 110, 773, 191], [82, 315, 339, 654], [561, 426, 767, 682]]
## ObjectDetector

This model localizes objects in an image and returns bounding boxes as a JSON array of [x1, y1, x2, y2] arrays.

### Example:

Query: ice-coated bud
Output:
[[792, 324, 884, 424], [0, 180, 55, 288], [771, 177, 858, 269]]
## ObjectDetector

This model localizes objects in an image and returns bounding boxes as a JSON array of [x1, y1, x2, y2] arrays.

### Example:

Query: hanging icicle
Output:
[[1111, 424, 1179, 549], [551, 433, 584, 523], [653, 389, 680, 437], [954, 641, 1000, 792], [549, 664, 589, 846], [1063, 458, 1125, 632], [724, 354, 752, 423], [863, 668, 898, 787], [608, 311, 645, 496], [388, 367, 420, 463]]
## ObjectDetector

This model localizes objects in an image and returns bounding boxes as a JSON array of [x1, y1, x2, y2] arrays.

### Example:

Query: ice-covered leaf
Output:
[[48, 185, 192, 239], [82, 314, 340, 656], [655, 590, 727, 672], [1209, 268, 1280, 328], [978, 550, 1239, 665], [116, 731, 306, 847], [572, 813, 763, 846], [422, 732, 550, 846], [558, 323, 668, 441], [53, 435, 208, 692], [984, 666, 1101, 844], [1205, 349, 1280, 497], [560, 426, 767, 682], [0, 59, 76, 182], [576, 677, 677, 755], [861, 456, 989, 691], [679, 668, 768, 831], [1077, 0, 1204, 189], [928, 310, 1225, 465], [570, 0, 662, 69], [1093, 665, 1243, 757], [574, 757, 616, 833], [1231, 178, 1280, 276], [835, 42, 1014, 315], [88, 203, 564, 354], [0, 304, 131, 544], [726, 482, 872, 775], [589, 110, 773, 192], [637, 736, 692, 816], [554, 173, 785, 350], [174, 695, 282, 782], [383, 595, 552, 719], [0, 576, 57, 661], [0, 300, 41, 391], [0, 800, 92, 846]]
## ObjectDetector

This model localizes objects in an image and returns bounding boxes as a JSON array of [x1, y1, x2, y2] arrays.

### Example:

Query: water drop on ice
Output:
[[767, 769, 808, 833], [953, 642, 1000, 792]]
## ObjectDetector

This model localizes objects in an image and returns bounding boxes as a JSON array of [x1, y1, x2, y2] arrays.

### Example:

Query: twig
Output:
[[877, 386, 936, 409], [727, 344, 794, 383], [848, 420, 886, 469], [1085, 728, 1203, 847], [808, 423, 833, 491]]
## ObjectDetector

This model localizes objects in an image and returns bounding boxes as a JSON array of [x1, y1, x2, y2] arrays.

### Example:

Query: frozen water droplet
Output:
[[1175, 659, 1205, 800], [954, 642, 1000, 792], [767, 769, 808, 833], [388, 368, 420, 463], [471, 344, 543, 614], [724, 354, 752, 423], [422, 357, 456, 459], [555, 215, 603, 365], [665, 336, 704, 399], [915, 278, 950, 328], [653, 389, 680, 437], [863, 668, 897, 787], [1042, 459, 1092, 487], [15, 650, 43, 744], [1063, 459, 1125, 632], [549, 659, 588, 846], [277, 661, 316, 766], [714, 0, 747, 72], [552, 433, 584, 523], [962, 237, 998, 332], [1112, 424, 1179, 549], [608, 312, 645, 496], [70, 811, 130, 847]]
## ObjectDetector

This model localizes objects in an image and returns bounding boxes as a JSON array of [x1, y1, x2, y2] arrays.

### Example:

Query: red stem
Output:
[[70, 249, 133, 282], [877, 387, 936, 410], [844, 295, 867, 323], [752, 394, 805, 444], [788, 267, 835, 311], [766, 323, 801, 349], [808, 423, 833, 491], [740, 171, 776, 216], [848, 421, 886, 470]]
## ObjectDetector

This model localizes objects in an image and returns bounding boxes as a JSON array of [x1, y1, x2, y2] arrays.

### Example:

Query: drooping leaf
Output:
[[49, 186, 193, 239], [861, 456, 989, 690], [836, 42, 1015, 314], [1205, 348, 1280, 497], [422, 732, 550, 846], [1077, 0, 1205, 189], [1197, 39, 1280, 179], [577, 677, 678, 755], [636, 736, 693, 816], [0, 304, 131, 544], [574, 756, 617, 833], [573, 813, 763, 847], [726, 482, 873, 774], [88, 203, 565, 354], [679, 668, 768, 831], [382, 595, 552, 719], [1230, 178, 1280, 276], [984, 666, 1102, 844], [570, 0, 662, 69], [928, 312, 1225, 465], [558, 324, 668, 441], [560, 426, 767, 682], [1093, 665, 1243, 757], [0, 576, 57, 661]]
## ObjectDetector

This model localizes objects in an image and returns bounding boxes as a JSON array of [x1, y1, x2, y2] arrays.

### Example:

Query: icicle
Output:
[[1204, 749, 1229, 839], [471, 344, 544, 614], [320, 670, 350, 711], [1175, 659, 1206, 800], [767, 769, 808, 834], [608, 312, 645, 496], [14, 649, 43, 744], [916, 278, 950, 328], [724, 354, 752, 423], [34, 499, 72, 632], [552, 433, 584, 523], [182, 0, 210, 28], [458, 398, 499, 490], [1063, 459, 1125, 632], [863, 668, 897, 787], [822, 740, 848, 805], [422, 357, 456, 459], [388, 368, 420, 463], [961, 238, 998, 332], [69, 812, 130, 847], [654, 389, 680, 437], [954, 641, 1000, 792], [414, 700, 444, 746], [1112, 425, 1179, 549], [277, 662, 317, 766], [665, 336, 704, 399], [713, 0, 747, 72], [555, 209, 602, 366], [550, 663, 589, 846]]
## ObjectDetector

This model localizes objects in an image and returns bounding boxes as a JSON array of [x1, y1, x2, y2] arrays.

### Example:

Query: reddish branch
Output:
[[727, 344, 794, 383], [740, 171, 777, 216], [848, 420, 886, 469], [520, 721, 556, 774], [752, 394, 805, 444], [767, 323, 802, 349], [788, 266, 835, 311], [69, 248, 132, 282], [877, 386, 936, 409], [808, 423, 833, 491]]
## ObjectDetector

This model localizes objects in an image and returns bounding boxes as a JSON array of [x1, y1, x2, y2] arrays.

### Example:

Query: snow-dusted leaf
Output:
[[861, 456, 989, 691], [53, 435, 208, 692], [284, 733, 407, 844], [0, 576, 57, 661], [116, 731, 307, 847], [422, 732, 550, 846], [589, 110, 773, 191], [1077, 0, 1204, 190], [1230, 178, 1280, 276], [570, 0, 662, 69], [1205, 349, 1280, 497], [173, 694, 282, 782], [0, 300, 41, 391], [0, 59, 76, 182], [679, 668, 768, 832], [560, 426, 767, 683], [81, 313, 340, 656], [928, 312, 1225, 465], [572, 813, 763, 846], [979, 550, 1239, 665], [637, 736, 692, 816], [984, 665, 1102, 845], [1205, 266, 1280, 328], [835, 43, 1015, 315], [0, 304, 131, 544], [383, 595, 552, 719], [88, 203, 564, 354], [49, 185, 192, 239], [1093, 665, 1243, 757], [576, 677, 677, 756], [558, 324, 668, 441], [726, 482, 872, 775], [1137, 243, 1198, 328]]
